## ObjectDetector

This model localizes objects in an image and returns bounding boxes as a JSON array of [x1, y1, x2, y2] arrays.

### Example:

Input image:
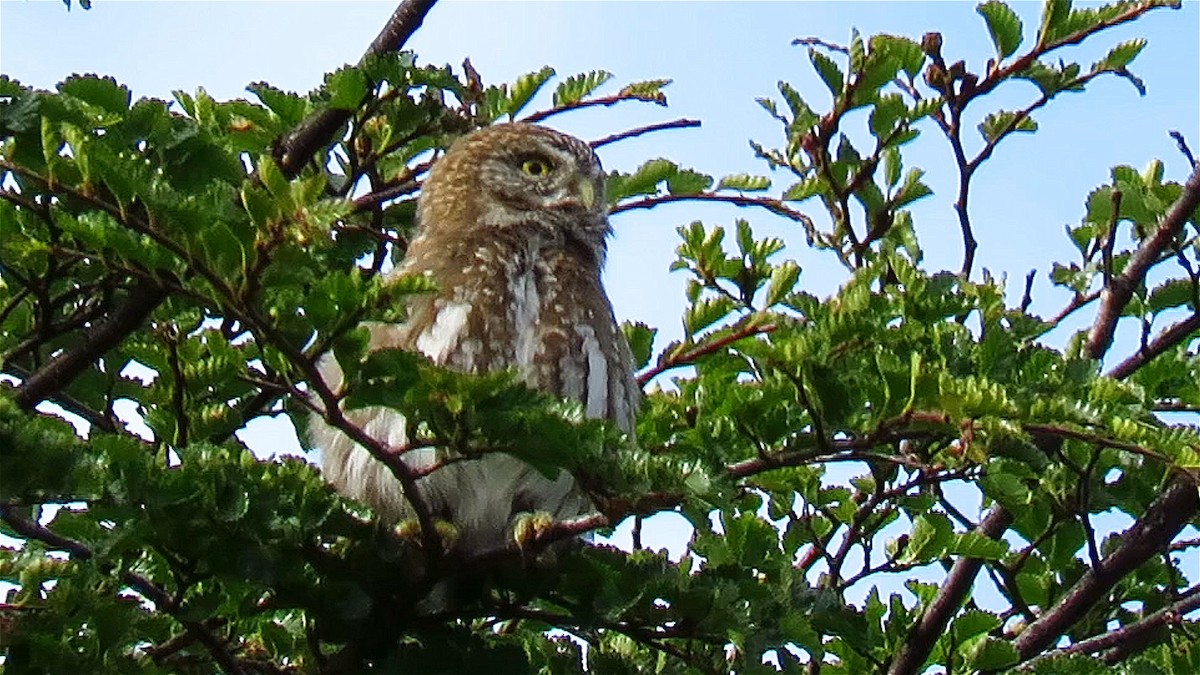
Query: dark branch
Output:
[[590, 118, 701, 149], [611, 192, 816, 229], [637, 322, 775, 387], [0, 504, 244, 674], [276, 0, 440, 176], [888, 507, 1014, 675], [1105, 312, 1200, 380], [1086, 163, 1200, 359], [13, 283, 165, 412], [1012, 474, 1200, 661]]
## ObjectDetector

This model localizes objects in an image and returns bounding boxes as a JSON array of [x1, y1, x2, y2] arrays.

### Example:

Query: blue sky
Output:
[[3, 0, 1197, 596]]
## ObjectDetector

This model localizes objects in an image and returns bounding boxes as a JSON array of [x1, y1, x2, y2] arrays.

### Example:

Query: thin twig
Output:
[[520, 90, 670, 125], [611, 192, 816, 230], [637, 323, 775, 386], [0, 504, 244, 674], [590, 118, 701, 149]]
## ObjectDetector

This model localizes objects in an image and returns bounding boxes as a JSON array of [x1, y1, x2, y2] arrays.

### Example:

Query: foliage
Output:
[[2, 1, 1198, 673]]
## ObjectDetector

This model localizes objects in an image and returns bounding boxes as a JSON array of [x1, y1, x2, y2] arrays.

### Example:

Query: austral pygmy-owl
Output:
[[311, 123, 639, 556]]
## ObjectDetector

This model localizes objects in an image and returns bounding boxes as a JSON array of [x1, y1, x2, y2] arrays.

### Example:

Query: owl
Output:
[[310, 123, 639, 556]]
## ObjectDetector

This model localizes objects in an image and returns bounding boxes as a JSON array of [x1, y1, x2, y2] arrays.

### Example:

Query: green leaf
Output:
[[1038, 0, 1072, 46], [684, 297, 735, 337], [553, 70, 612, 106], [869, 94, 906, 138], [666, 169, 713, 196], [977, 1, 1024, 59], [607, 158, 677, 201], [1147, 279, 1195, 313], [809, 49, 845, 97], [326, 67, 369, 110], [622, 321, 657, 371], [764, 261, 801, 308], [896, 168, 932, 207], [882, 147, 902, 189], [58, 75, 131, 115], [617, 79, 672, 105], [716, 174, 771, 192], [506, 66, 555, 118], [1093, 38, 1146, 72], [978, 110, 1038, 143], [870, 34, 925, 78], [948, 532, 1009, 559], [247, 82, 307, 126], [898, 513, 953, 563], [962, 636, 1019, 670], [783, 176, 825, 202]]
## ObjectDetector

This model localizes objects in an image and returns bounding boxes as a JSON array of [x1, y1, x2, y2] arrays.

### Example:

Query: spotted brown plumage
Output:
[[310, 123, 639, 555]]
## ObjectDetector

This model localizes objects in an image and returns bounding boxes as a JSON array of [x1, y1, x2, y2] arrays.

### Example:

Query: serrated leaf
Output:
[[849, 29, 866, 73], [506, 66, 555, 118], [666, 169, 713, 196], [783, 176, 825, 202], [607, 158, 677, 201], [553, 70, 612, 107], [1038, 0, 1072, 46], [617, 79, 671, 105], [622, 322, 657, 370], [869, 93, 906, 138], [684, 297, 736, 336], [716, 174, 771, 192], [962, 636, 1019, 670], [871, 34, 925, 78], [765, 261, 801, 308], [58, 74, 131, 115], [883, 147, 902, 189], [326, 67, 369, 110], [977, 1, 1024, 60], [1093, 38, 1146, 72], [978, 110, 1037, 143], [809, 50, 845, 97], [1147, 278, 1195, 313], [247, 83, 307, 127], [896, 168, 932, 207]]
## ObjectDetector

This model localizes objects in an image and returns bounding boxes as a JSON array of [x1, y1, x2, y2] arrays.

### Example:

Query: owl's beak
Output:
[[574, 178, 597, 211]]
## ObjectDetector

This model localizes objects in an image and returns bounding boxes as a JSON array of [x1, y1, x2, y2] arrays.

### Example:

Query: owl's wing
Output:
[[310, 292, 477, 521]]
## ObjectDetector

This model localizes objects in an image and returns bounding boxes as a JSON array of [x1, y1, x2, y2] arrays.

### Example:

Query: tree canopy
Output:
[[1, 0, 1198, 673]]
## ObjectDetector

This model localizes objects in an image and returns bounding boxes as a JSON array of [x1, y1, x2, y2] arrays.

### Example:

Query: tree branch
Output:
[[637, 322, 775, 387], [611, 192, 817, 231], [1012, 474, 1200, 662], [1086, 163, 1200, 359], [888, 506, 1014, 675], [12, 282, 165, 412], [0, 504, 244, 674], [276, 0, 440, 176], [1038, 584, 1200, 664], [590, 118, 701, 149], [1105, 311, 1200, 380]]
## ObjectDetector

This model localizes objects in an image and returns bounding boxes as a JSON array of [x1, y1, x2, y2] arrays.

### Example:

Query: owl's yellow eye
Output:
[[521, 159, 551, 176]]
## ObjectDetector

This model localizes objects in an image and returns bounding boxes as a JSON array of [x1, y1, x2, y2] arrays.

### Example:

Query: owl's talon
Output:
[[393, 518, 459, 554], [511, 511, 556, 552]]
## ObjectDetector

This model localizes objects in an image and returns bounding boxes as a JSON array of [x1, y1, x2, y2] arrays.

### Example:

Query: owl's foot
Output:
[[510, 510, 557, 554], [393, 518, 459, 555]]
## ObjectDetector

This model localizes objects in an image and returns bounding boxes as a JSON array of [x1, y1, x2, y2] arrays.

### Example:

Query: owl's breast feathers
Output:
[[398, 232, 639, 434]]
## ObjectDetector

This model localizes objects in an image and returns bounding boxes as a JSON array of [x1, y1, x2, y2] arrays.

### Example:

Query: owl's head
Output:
[[416, 123, 610, 262]]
